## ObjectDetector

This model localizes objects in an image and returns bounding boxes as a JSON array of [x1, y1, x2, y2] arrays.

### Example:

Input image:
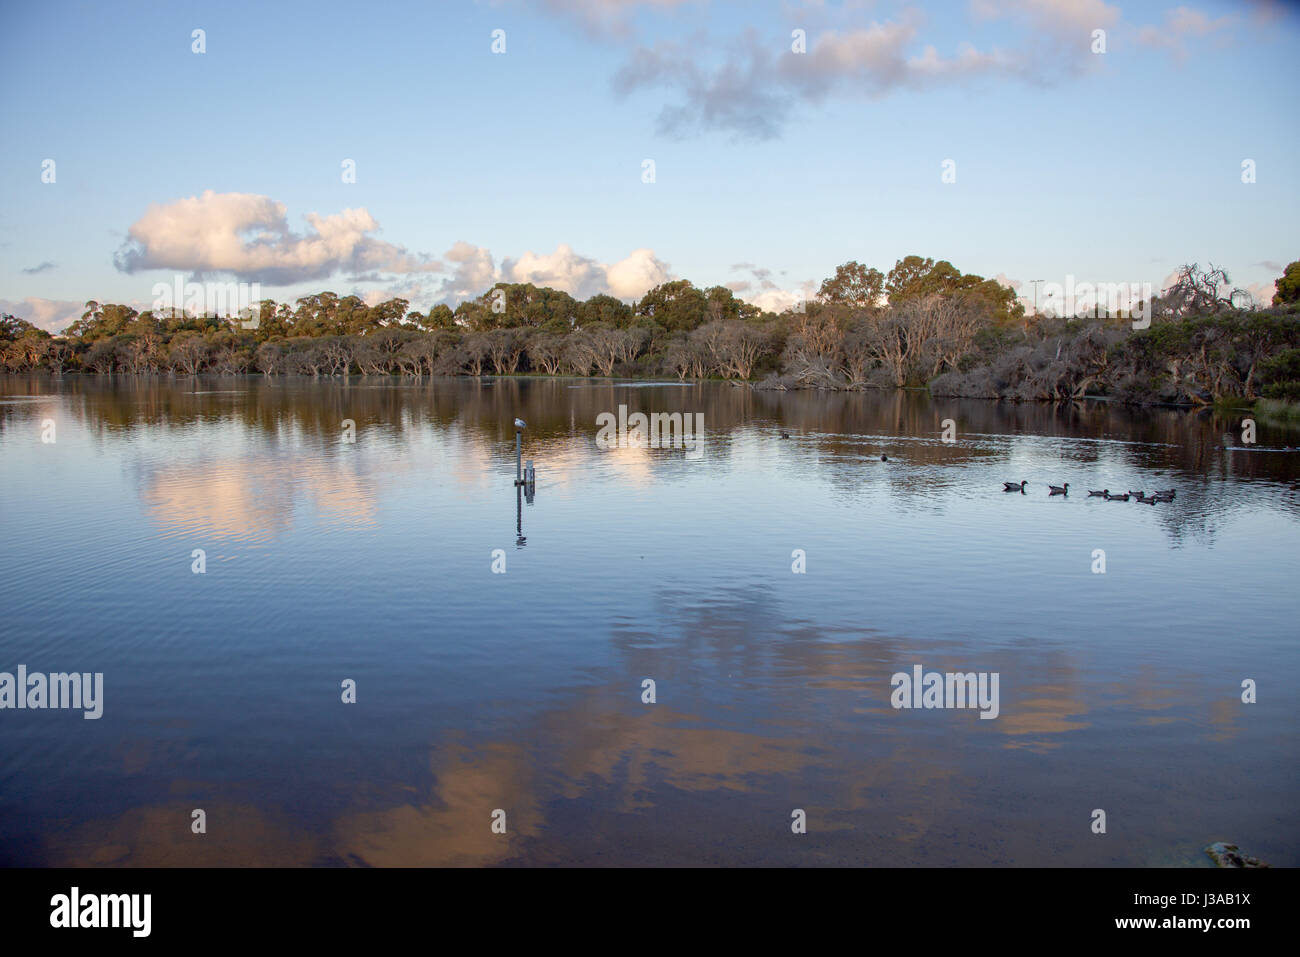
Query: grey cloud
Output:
[[615, 31, 793, 140], [613, 4, 1125, 139]]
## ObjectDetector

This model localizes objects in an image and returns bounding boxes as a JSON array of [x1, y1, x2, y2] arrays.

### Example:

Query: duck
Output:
[[1132, 491, 1155, 503], [1003, 481, 1027, 492], [1048, 483, 1069, 495], [1153, 488, 1176, 498], [881, 454, 888, 462], [779, 431, 790, 439], [1104, 491, 1130, 501], [1151, 491, 1175, 503], [1087, 489, 1107, 497]]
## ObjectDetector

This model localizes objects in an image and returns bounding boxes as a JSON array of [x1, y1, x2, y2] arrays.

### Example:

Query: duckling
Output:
[[1003, 481, 1027, 492], [1087, 489, 1107, 497], [1104, 491, 1130, 501], [1048, 483, 1069, 495]]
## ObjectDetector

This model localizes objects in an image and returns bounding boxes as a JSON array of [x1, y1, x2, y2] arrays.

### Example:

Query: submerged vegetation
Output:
[[4, 258, 1298, 407]]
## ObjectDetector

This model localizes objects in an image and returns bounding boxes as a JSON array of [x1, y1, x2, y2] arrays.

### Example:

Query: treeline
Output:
[[0, 255, 1017, 380], [929, 309, 1300, 404], [3, 257, 1298, 405]]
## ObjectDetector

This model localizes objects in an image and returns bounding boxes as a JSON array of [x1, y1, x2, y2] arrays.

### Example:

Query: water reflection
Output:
[[4, 375, 1297, 545], [1, 374, 1297, 867]]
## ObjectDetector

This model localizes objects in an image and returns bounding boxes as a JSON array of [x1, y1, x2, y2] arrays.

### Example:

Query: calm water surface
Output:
[[1, 375, 1297, 866]]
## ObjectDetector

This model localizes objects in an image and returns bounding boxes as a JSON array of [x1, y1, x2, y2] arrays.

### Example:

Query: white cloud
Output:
[[602, 248, 672, 299], [501, 243, 609, 299], [1245, 280, 1277, 308], [114, 191, 444, 284], [0, 297, 86, 334], [418, 242, 672, 305], [744, 286, 811, 313], [108, 192, 676, 307], [439, 241, 499, 302]]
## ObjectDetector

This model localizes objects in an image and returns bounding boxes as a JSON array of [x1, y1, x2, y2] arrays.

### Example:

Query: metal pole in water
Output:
[[513, 418, 526, 486]]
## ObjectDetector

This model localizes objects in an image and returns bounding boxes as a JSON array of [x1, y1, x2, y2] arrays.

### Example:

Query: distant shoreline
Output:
[[5, 369, 1299, 420]]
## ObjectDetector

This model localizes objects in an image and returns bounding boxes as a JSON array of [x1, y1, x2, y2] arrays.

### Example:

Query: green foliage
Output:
[[818, 261, 884, 309], [421, 304, 456, 330], [1, 313, 48, 341], [883, 256, 1022, 320], [1260, 347, 1300, 399], [1273, 260, 1300, 306], [636, 280, 707, 333], [471, 283, 579, 330]]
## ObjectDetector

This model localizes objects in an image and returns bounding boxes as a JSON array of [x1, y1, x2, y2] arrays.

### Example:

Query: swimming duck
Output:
[[1087, 489, 1107, 497], [779, 431, 790, 439], [1003, 481, 1027, 492], [881, 454, 888, 462], [1048, 483, 1069, 495], [1104, 491, 1130, 501]]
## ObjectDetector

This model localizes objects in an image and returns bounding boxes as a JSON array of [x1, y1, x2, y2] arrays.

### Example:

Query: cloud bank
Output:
[[422, 241, 672, 305], [612, 1, 1129, 139], [110, 192, 674, 308], [114, 191, 444, 285], [0, 297, 86, 334]]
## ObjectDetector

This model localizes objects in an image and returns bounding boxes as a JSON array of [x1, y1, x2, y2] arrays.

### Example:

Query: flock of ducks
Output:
[[778, 433, 1174, 499], [1002, 481, 1176, 504]]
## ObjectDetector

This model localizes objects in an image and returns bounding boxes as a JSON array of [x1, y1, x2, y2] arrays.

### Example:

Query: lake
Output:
[[1, 374, 1297, 866]]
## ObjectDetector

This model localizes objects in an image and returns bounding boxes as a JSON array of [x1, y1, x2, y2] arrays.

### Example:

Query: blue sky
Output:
[[1, 0, 1297, 330]]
